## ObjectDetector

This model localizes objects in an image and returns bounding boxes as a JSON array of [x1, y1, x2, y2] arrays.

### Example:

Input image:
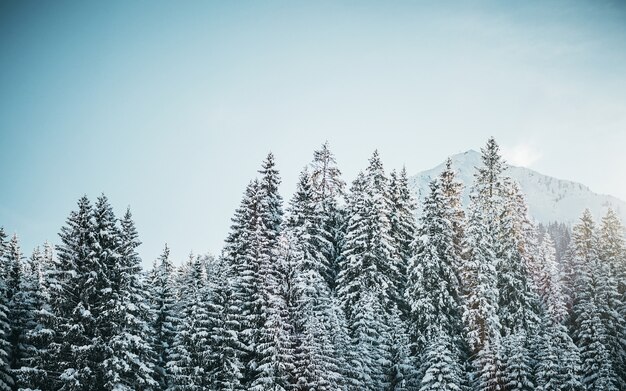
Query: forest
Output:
[[0, 137, 624, 391]]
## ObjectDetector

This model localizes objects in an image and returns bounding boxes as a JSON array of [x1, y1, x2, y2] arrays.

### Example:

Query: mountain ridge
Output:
[[408, 149, 626, 225]]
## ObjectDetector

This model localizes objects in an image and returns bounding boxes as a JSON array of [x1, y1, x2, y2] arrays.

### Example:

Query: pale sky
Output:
[[1, 0, 626, 265]]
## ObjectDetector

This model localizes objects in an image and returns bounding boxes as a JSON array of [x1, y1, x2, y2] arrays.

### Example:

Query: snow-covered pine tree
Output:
[[570, 210, 620, 390], [406, 175, 465, 388], [418, 330, 464, 391], [364, 151, 402, 312], [598, 208, 626, 387], [338, 151, 407, 390], [534, 232, 582, 390], [496, 180, 542, 388], [90, 194, 124, 389], [220, 154, 295, 390], [221, 179, 263, 387], [308, 142, 346, 288], [148, 245, 179, 390], [13, 246, 56, 391], [501, 332, 533, 391], [206, 256, 245, 390], [439, 159, 466, 266], [167, 256, 213, 391], [462, 138, 505, 390], [497, 180, 542, 332], [531, 231, 582, 390], [51, 195, 101, 391], [388, 167, 417, 318], [0, 228, 12, 391], [101, 209, 157, 390], [286, 170, 345, 390], [5, 234, 25, 375], [250, 153, 296, 391]]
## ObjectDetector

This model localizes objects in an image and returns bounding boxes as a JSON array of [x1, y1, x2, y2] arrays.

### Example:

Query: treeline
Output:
[[0, 138, 625, 391]]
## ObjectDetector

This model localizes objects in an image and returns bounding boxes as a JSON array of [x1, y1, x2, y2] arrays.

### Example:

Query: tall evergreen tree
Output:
[[286, 171, 346, 390], [0, 228, 13, 391], [101, 209, 157, 390], [388, 167, 417, 317], [598, 208, 626, 387], [462, 138, 505, 390], [51, 195, 102, 391], [405, 176, 464, 388], [148, 245, 179, 391], [13, 246, 56, 391], [308, 142, 346, 288], [5, 234, 25, 375], [570, 210, 619, 390], [167, 256, 213, 391]]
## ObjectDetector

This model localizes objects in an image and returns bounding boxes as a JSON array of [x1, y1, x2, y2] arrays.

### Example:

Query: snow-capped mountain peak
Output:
[[409, 150, 626, 225]]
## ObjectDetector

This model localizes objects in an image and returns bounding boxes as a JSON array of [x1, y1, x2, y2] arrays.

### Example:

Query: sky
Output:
[[1, 0, 626, 266]]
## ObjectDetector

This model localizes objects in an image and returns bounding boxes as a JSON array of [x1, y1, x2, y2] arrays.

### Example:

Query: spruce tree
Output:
[[167, 256, 213, 391], [101, 209, 157, 390], [462, 138, 505, 390], [13, 246, 56, 391], [570, 210, 620, 390], [308, 142, 346, 288], [286, 171, 345, 390], [405, 176, 464, 388], [51, 195, 101, 391], [598, 208, 626, 387], [0, 228, 12, 391], [148, 245, 179, 390], [388, 167, 417, 317]]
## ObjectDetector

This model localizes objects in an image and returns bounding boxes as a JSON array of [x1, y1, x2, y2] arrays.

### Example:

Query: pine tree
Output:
[[534, 233, 582, 391], [598, 208, 626, 387], [5, 233, 25, 375], [49, 195, 106, 390], [167, 256, 213, 391], [462, 138, 505, 390], [206, 257, 245, 390], [407, 177, 464, 349], [13, 246, 57, 391], [0, 228, 13, 391], [250, 153, 296, 391], [286, 171, 345, 390], [148, 245, 179, 390], [418, 330, 463, 391], [221, 154, 295, 390], [388, 167, 417, 317], [101, 209, 157, 390], [570, 210, 619, 390], [308, 142, 346, 288], [405, 176, 464, 386]]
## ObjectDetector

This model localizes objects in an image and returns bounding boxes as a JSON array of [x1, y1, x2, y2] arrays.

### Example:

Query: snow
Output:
[[409, 149, 626, 225]]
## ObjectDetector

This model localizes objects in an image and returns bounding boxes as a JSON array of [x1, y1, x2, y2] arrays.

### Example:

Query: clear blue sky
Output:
[[1, 0, 626, 266]]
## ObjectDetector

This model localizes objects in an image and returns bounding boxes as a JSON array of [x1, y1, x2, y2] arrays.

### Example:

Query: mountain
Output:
[[409, 149, 626, 225]]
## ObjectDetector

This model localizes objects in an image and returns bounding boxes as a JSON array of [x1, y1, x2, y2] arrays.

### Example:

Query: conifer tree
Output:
[[167, 256, 213, 391], [407, 177, 464, 352], [286, 171, 345, 390], [462, 138, 505, 390], [0, 228, 12, 391], [148, 245, 179, 390], [598, 208, 626, 386], [570, 210, 620, 390], [101, 209, 157, 390], [206, 256, 245, 390], [308, 142, 346, 288], [5, 234, 25, 373], [51, 195, 102, 391], [418, 330, 464, 391], [388, 167, 417, 317], [13, 246, 56, 391]]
